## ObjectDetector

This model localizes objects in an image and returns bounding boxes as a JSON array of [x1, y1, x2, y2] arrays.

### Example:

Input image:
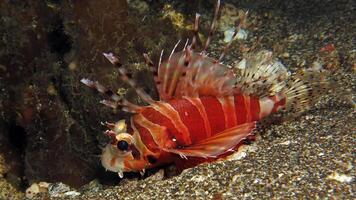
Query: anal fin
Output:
[[162, 122, 255, 158]]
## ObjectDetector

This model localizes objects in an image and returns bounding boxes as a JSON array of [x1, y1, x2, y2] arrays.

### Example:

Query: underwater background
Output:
[[0, 0, 354, 199]]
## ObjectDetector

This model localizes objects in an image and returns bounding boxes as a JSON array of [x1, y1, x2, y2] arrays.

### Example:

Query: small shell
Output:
[[224, 28, 248, 43]]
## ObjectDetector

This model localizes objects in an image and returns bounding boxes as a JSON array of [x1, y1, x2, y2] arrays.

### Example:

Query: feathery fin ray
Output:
[[157, 48, 236, 100], [283, 70, 329, 113], [234, 50, 290, 98], [80, 78, 142, 113]]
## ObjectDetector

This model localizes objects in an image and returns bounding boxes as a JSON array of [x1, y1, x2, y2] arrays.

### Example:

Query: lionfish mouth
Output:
[[101, 145, 126, 176]]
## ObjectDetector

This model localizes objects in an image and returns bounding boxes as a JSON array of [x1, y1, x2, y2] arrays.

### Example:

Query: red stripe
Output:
[[168, 98, 207, 143], [184, 97, 212, 137], [140, 107, 188, 146], [250, 97, 261, 121], [200, 96, 226, 135], [133, 121, 159, 151], [234, 94, 247, 125]]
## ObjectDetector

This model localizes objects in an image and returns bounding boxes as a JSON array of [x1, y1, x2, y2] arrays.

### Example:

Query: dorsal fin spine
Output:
[[167, 53, 186, 97], [103, 53, 154, 105], [80, 78, 142, 113], [202, 0, 221, 53], [191, 13, 201, 49], [162, 40, 181, 97]]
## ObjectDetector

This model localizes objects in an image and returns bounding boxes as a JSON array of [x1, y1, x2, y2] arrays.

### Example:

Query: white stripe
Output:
[[217, 96, 237, 128], [130, 118, 155, 158], [259, 97, 274, 118]]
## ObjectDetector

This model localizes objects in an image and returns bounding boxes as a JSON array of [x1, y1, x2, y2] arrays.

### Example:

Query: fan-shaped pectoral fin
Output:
[[162, 122, 256, 158]]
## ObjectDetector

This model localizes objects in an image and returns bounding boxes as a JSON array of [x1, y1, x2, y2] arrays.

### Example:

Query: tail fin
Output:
[[282, 70, 330, 113]]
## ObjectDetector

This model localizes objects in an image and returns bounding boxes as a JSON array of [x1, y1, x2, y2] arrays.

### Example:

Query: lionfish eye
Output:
[[117, 140, 129, 151]]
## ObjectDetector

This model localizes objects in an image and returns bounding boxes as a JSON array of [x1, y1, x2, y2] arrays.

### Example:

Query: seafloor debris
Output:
[[25, 182, 80, 199]]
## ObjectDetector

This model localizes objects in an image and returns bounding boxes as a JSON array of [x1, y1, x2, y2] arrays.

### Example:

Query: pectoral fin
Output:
[[162, 122, 256, 158]]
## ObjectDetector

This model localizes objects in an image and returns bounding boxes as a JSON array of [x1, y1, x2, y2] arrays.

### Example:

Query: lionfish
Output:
[[81, 0, 328, 178]]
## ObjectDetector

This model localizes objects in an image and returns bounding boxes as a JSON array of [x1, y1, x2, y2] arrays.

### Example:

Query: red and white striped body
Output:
[[104, 94, 286, 172]]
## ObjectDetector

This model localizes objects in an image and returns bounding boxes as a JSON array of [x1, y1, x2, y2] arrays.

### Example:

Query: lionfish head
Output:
[[100, 120, 148, 178]]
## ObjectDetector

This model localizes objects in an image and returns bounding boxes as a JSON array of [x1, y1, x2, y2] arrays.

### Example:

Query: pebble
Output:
[[25, 182, 49, 199], [327, 172, 353, 183], [281, 52, 290, 58]]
